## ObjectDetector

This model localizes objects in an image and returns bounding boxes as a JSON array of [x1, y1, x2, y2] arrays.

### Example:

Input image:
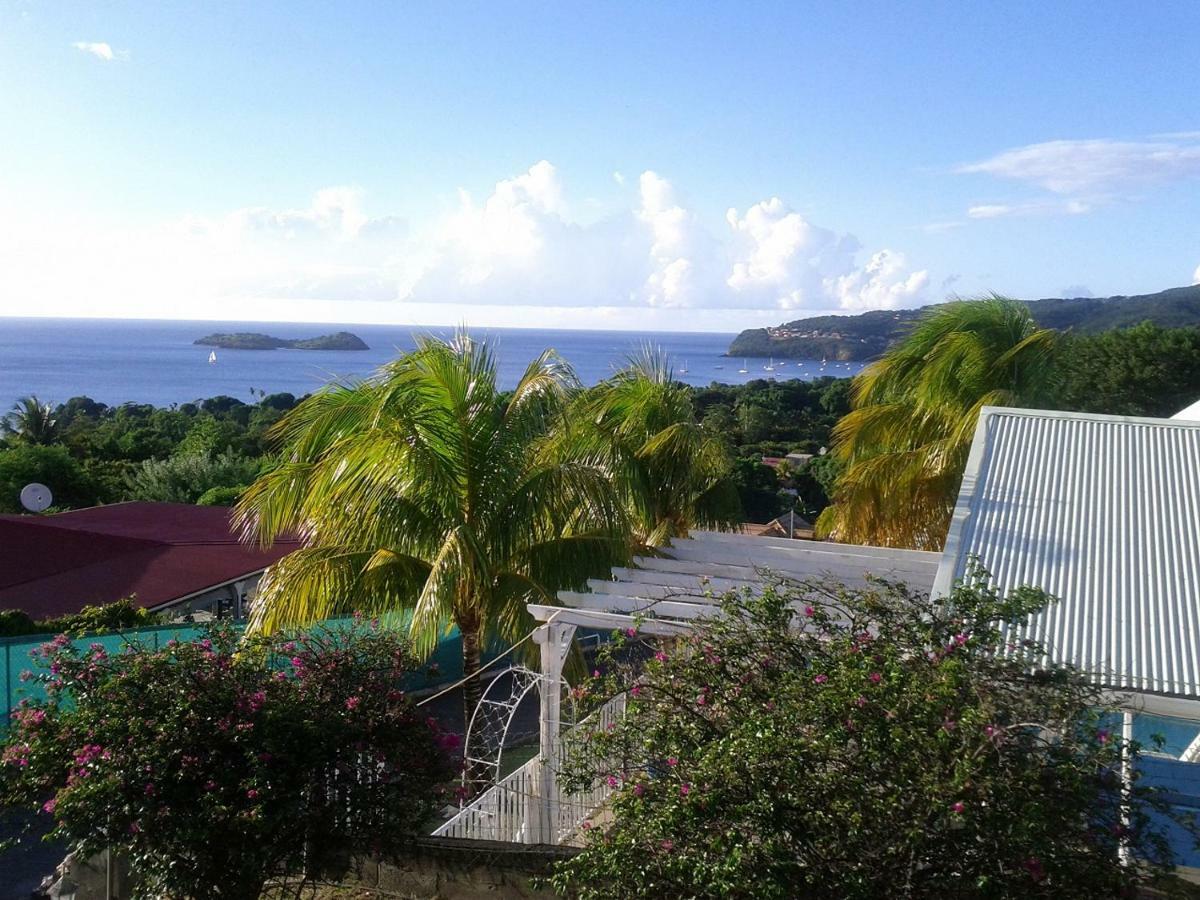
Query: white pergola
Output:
[[520, 531, 940, 841]]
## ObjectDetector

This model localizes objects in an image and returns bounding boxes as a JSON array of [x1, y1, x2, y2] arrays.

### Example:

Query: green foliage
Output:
[[819, 297, 1057, 550], [0, 599, 158, 638], [551, 578, 1192, 899], [125, 450, 261, 504], [0, 598, 160, 637], [196, 484, 248, 507], [2, 395, 60, 445], [0, 621, 453, 899], [0, 443, 98, 512], [565, 348, 741, 546], [1053, 322, 1200, 417], [176, 415, 241, 457], [235, 333, 630, 737]]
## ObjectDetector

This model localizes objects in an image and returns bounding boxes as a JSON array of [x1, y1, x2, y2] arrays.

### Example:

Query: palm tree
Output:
[[235, 334, 629, 735], [816, 297, 1056, 550], [567, 348, 741, 548], [2, 396, 59, 445]]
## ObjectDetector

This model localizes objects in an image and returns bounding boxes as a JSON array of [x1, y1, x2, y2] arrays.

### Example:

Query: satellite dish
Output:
[[20, 483, 52, 513]]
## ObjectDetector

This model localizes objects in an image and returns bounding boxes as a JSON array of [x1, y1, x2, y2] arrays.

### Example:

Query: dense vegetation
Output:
[[0, 598, 159, 638], [729, 283, 1200, 360], [0, 392, 300, 513], [1, 620, 453, 899], [552, 577, 1192, 898]]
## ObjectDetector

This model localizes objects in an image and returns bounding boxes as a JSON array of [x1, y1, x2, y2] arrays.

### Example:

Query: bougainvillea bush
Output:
[[550, 577, 1195, 899], [0, 620, 454, 900]]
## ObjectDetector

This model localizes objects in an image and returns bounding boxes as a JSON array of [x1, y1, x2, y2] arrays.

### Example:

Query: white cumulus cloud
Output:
[[0, 161, 929, 322], [72, 41, 127, 61]]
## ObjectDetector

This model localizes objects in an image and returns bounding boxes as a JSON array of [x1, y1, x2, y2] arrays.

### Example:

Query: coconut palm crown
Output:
[[816, 296, 1056, 550], [568, 347, 741, 548], [2, 395, 59, 445], [235, 334, 630, 727]]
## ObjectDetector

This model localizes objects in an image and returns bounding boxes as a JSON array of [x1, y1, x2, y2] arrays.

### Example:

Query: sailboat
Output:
[[764, 357, 775, 372], [738, 359, 748, 374], [208, 350, 217, 365], [678, 360, 689, 375]]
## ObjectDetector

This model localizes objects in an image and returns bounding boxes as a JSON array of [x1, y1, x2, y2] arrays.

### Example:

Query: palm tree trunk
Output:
[[460, 624, 486, 795]]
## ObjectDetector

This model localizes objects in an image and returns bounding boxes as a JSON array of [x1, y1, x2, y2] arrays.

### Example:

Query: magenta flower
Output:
[[667, 756, 678, 767], [625, 627, 637, 638], [654, 650, 668, 662], [951, 801, 964, 814], [679, 783, 691, 797], [247, 788, 260, 800], [1097, 728, 1110, 745], [804, 605, 814, 617], [345, 696, 361, 711], [592, 669, 601, 679], [634, 783, 646, 797], [607, 775, 619, 788], [869, 672, 882, 684], [813, 674, 828, 685], [630, 685, 643, 698], [660, 838, 674, 852]]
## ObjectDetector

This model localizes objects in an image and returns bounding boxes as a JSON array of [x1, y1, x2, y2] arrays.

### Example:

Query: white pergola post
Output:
[[530, 620, 575, 844], [1119, 709, 1135, 864]]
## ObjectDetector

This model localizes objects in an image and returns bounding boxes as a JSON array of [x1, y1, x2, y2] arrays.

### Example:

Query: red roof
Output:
[[0, 502, 301, 620]]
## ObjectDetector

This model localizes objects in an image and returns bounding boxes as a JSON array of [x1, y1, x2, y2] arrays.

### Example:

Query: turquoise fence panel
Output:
[[2, 619, 506, 732]]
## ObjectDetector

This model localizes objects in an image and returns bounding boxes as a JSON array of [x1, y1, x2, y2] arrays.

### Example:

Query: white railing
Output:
[[433, 692, 627, 844]]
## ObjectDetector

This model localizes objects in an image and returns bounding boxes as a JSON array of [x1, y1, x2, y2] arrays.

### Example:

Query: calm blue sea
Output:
[[0, 318, 864, 409]]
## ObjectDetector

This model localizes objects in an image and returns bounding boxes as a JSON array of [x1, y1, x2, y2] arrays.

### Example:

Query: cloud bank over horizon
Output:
[[0, 161, 929, 327]]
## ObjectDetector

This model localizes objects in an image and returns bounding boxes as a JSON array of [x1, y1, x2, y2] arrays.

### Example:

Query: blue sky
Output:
[[1, 1, 1198, 330]]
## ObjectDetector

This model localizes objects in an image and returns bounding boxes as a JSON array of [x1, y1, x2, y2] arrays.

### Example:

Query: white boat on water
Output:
[[738, 359, 748, 374], [764, 357, 775, 372], [208, 350, 217, 365], [678, 361, 689, 375]]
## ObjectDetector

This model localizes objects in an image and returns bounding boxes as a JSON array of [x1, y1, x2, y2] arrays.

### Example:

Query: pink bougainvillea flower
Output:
[[667, 756, 678, 767], [625, 627, 637, 638], [813, 674, 828, 684], [803, 605, 814, 617], [247, 789, 260, 800], [606, 775, 619, 788], [630, 685, 642, 698], [679, 783, 691, 797], [633, 783, 645, 797], [345, 696, 361, 711], [654, 651, 668, 663], [951, 801, 964, 814], [869, 672, 882, 684]]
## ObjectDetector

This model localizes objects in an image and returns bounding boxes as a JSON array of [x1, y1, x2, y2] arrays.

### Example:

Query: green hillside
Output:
[[728, 285, 1200, 360]]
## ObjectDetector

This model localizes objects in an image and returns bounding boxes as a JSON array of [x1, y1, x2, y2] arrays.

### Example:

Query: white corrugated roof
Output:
[[933, 407, 1200, 700]]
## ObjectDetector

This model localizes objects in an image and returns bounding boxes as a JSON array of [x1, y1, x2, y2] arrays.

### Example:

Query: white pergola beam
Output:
[[687, 530, 942, 564], [527, 604, 694, 636], [557, 590, 722, 621]]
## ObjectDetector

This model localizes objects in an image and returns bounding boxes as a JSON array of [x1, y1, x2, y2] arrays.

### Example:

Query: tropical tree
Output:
[[234, 335, 630, 733], [816, 297, 1056, 550], [566, 349, 741, 548], [2, 395, 59, 445]]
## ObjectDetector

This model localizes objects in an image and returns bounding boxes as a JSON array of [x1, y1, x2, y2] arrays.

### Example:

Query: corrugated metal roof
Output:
[[933, 407, 1200, 700]]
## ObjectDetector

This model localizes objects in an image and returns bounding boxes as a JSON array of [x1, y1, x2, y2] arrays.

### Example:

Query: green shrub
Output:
[[1, 621, 454, 899], [552, 577, 1193, 898], [125, 450, 259, 504], [196, 485, 248, 507]]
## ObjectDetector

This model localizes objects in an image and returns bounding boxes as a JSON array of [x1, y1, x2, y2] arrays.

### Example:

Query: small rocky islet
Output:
[[194, 331, 369, 351]]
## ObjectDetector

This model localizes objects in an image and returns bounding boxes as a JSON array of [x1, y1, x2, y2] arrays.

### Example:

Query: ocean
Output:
[[0, 318, 865, 409]]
